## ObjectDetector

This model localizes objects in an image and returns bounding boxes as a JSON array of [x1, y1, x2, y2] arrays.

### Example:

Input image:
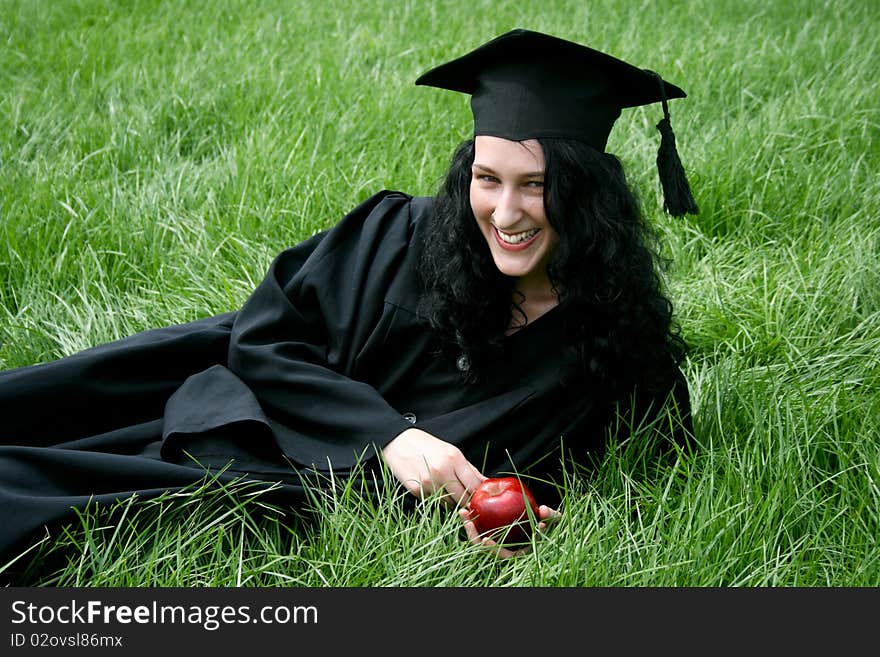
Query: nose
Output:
[[490, 187, 523, 228]]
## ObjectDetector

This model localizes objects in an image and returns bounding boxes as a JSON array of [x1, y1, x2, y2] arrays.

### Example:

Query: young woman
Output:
[[0, 29, 696, 564]]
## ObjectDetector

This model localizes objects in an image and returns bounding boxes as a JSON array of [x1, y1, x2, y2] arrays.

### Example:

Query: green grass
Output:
[[1, 0, 878, 586]]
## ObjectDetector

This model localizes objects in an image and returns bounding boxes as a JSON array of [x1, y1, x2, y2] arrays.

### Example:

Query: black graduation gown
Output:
[[0, 190, 692, 564]]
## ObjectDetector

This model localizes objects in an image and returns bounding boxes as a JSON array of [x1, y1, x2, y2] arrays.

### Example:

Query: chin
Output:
[[491, 257, 534, 279]]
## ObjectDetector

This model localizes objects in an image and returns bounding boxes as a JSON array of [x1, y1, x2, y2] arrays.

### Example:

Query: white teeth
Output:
[[497, 227, 539, 244]]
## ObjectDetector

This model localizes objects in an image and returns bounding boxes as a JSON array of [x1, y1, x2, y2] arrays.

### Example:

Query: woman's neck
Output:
[[507, 275, 559, 333]]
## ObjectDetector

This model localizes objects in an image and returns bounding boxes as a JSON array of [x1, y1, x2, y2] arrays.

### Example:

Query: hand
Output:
[[459, 505, 560, 559], [381, 428, 486, 507]]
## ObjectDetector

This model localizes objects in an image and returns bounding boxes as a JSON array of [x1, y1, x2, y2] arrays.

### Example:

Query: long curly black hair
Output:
[[418, 137, 687, 402]]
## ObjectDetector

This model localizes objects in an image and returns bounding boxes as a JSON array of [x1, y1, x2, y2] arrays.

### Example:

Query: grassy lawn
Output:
[[1, 0, 878, 586]]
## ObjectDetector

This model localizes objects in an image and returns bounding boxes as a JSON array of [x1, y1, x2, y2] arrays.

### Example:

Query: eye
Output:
[[526, 180, 544, 188], [476, 174, 500, 184]]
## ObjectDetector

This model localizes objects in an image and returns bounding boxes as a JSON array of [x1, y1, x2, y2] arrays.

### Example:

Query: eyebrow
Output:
[[472, 163, 544, 178]]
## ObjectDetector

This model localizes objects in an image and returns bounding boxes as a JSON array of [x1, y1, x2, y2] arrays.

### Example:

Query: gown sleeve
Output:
[[223, 190, 419, 470]]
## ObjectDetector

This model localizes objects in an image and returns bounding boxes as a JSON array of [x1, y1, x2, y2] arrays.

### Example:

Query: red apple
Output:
[[467, 477, 539, 545]]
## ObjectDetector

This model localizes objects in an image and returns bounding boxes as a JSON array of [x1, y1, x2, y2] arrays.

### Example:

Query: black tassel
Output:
[[651, 72, 698, 216]]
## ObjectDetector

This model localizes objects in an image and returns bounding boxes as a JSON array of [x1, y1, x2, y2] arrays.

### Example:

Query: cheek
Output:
[[469, 185, 491, 220]]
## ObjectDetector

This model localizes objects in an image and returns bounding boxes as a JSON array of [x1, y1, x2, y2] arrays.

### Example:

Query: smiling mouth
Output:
[[496, 227, 540, 244], [493, 226, 541, 250]]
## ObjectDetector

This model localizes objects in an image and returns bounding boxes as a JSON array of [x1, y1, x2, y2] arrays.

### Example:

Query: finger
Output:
[[403, 479, 425, 500], [459, 509, 480, 542], [481, 538, 521, 560], [454, 465, 486, 499], [533, 506, 558, 533], [538, 505, 561, 522], [536, 520, 556, 532], [443, 480, 470, 508], [501, 546, 528, 558], [459, 516, 527, 558]]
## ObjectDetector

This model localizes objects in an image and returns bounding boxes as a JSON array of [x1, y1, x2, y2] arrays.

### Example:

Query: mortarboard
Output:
[[416, 28, 698, 216]]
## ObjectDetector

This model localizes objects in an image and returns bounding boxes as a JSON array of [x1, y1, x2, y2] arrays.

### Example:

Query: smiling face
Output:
[[469, 136, 559, 294]]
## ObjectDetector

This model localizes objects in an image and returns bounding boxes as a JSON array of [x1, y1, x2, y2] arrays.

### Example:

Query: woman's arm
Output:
[[227, 192, 421, 470]]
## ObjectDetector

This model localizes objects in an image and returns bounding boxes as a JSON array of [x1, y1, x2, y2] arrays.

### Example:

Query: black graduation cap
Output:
[[416, 28, 698, 216]]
